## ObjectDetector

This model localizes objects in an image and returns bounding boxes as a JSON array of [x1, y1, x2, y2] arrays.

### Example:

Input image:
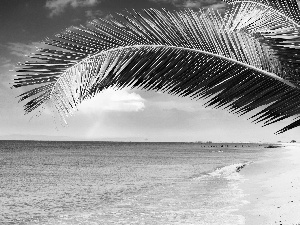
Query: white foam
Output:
[[192, 162, 251, 181], [208, 162, 250, 180]]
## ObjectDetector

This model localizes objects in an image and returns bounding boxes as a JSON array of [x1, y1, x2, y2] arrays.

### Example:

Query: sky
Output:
[[0, 0, 299, 142]]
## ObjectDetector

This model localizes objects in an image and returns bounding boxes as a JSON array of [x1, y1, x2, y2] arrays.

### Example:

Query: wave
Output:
[[193, 162, 252, 181]]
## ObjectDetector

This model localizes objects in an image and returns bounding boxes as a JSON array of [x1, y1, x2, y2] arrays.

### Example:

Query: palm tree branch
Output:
[[12, 6, 300, 133], [47, 45, 300, 134]]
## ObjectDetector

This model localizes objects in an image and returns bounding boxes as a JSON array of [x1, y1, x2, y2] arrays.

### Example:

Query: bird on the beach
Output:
[[13, 0, 300, 134]]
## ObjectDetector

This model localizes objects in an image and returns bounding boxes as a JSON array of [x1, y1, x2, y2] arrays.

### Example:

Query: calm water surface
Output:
[[0, 141, 273, 225]]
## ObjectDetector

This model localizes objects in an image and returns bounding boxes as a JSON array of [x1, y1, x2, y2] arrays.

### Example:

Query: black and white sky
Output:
[[0, 0, 299, 142]]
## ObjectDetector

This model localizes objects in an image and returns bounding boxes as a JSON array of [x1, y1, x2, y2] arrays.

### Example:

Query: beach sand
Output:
[[238, 143, 300, 225]]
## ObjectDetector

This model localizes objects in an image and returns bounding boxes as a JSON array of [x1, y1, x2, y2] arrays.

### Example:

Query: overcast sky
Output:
[[0, 0, 299, 142]]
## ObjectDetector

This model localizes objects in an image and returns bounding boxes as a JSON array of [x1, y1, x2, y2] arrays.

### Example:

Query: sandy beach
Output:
[[239, 143, 300, 225]]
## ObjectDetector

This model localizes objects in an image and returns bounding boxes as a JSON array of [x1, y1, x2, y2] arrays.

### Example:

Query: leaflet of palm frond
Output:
[[224, 0, 300, 25], [276, 117, 300, 134], [13, 49, 85, 88], [252, 41, 300, 85], [224, 1, 300, 84], [13, 7, 300, 133], [18, 84, 54, 103], [249, 96, 300, 130], [206, 78, 284, 112]]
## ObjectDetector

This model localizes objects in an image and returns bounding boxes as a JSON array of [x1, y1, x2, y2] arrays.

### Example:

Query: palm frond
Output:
[[224, 0, 300, 25], [225, 0, 300, 85], [13, 5, 300, 134]]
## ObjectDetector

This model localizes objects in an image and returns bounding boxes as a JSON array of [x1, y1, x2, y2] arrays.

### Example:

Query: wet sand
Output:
[[238, 143, 300, 225]]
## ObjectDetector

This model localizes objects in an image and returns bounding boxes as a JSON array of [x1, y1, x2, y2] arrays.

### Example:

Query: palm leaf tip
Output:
[[13, 4, 300, 134]]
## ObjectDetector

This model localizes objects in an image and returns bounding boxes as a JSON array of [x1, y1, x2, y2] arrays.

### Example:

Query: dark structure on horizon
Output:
[[13, 0, 300, 134]]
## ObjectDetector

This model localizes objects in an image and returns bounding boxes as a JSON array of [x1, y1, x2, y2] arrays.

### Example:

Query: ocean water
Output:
[[0, 141, 272, 225]]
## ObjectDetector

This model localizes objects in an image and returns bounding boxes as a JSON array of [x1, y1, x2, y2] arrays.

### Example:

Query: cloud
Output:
[[0, 56, 14, 89], [6, 42, 44, 58], [149, 99, 208, 113], [0, 56, 13, 69], [183, 0, 201, 8], [77, 88, 145, 114], [205, 2, 227, 10], [45, 0, 100, 17], [149, 0, 182, 7], [149, 0, 227, 10], [184, 0, 227, 10], [85, 9, 104, 19]]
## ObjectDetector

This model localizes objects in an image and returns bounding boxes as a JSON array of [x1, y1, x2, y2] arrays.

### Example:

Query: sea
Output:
[[0, 141, 275, 225]]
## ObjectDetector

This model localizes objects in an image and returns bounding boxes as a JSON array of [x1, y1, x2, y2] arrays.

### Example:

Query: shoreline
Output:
[[238, 143, 300, 225]]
